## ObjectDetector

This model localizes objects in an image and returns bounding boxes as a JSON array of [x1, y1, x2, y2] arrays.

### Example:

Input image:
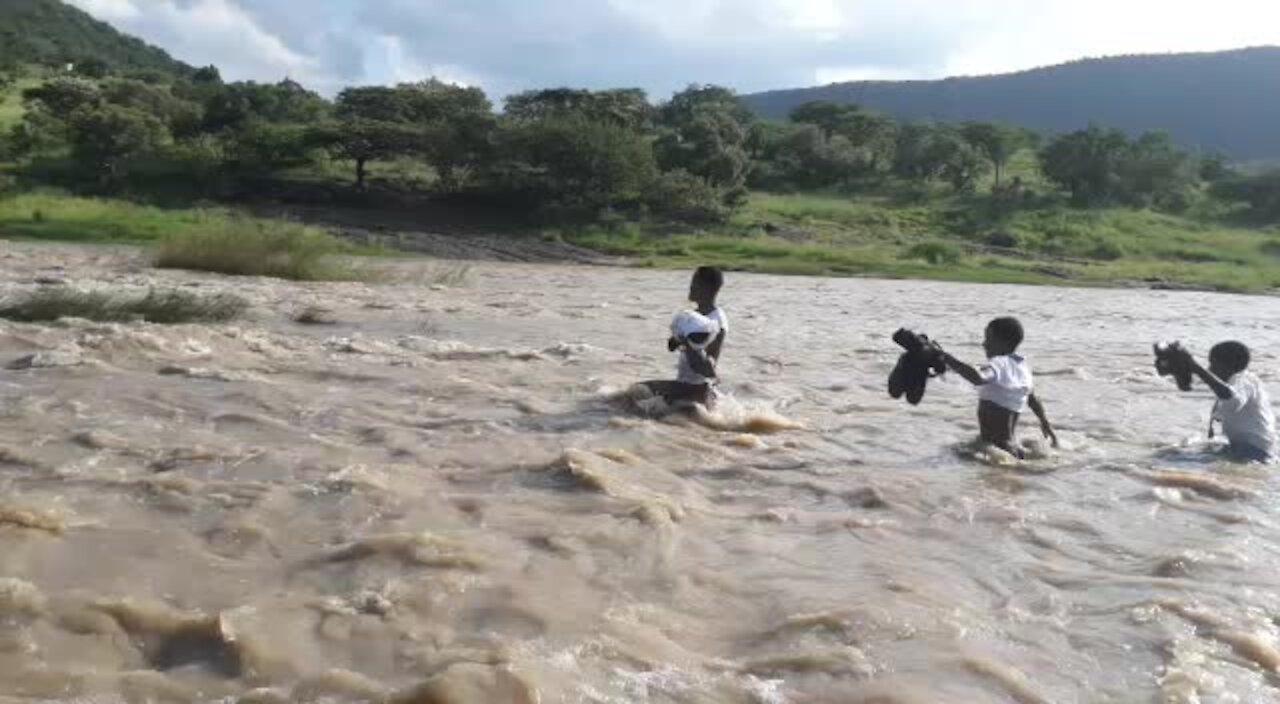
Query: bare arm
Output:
[[943, 352, 988, 387], [1187, 357, 1236, 401], [707, 330, 726, 363], [1027, 393, 1059, 447], [683, 346, 717, 379]]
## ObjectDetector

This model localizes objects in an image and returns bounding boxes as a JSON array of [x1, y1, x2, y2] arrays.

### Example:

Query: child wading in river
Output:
[[637, 267, 729, 409], [941, 317, 1059, 458], [1176, 341, 1277, 462]]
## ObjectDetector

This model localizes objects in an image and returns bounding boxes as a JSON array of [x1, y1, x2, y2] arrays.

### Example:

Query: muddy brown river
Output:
[[2, 242, 1279, 703]]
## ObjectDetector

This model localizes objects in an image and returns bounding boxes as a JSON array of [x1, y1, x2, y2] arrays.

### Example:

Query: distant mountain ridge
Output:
[[0, 0, 190, 75], [742, 47, 1280, 160]]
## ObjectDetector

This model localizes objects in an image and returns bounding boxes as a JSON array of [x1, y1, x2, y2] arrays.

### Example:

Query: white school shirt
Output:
[[1214, 372, 1278, 459], [673, 308, 726, 385], [705, 307, 729, 338], [978, 354, 1033, 413]]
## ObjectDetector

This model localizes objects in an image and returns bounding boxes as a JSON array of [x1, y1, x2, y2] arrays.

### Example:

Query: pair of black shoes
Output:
[[888, 329, 947, 406]]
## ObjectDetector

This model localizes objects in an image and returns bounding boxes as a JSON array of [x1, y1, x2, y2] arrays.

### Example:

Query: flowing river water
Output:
[[2, 242, 1279, 703]]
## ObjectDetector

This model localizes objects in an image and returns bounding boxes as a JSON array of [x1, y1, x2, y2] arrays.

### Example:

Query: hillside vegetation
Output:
[[3, 1, 1280, 292], [743, 48, 1280, 161], [0, 0, 190, 76]]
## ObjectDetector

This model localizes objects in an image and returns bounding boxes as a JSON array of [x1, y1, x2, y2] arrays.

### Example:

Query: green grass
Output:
[[154, 216, 362, 281], [0, 191, 376, 282], [566, 190, 1280, 292], [0, 191, 227, 243], [0, 288, 247, 323], [0, 75, 40, 131]]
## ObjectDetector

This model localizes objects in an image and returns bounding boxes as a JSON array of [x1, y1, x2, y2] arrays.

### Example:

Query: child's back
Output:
[[1214, 369, 1277, 460]]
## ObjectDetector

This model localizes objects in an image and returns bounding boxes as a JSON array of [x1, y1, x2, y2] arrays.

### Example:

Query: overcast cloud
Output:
[[69, 0, 1280, 98]]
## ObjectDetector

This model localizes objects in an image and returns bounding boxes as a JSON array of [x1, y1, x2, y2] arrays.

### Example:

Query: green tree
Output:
[[192, 65, 222, 84], [789, 100, 861, 137], [504, 88, 652, 129], [656, 86, 752, 206], [839, 112, 898, 173], [74, 55, 110, 79], [23, 77, 101, 114], [201, 80, 328, 132], [101, 78, 201, 136], [395, 79, 492, 123], [928, 128, 988, 192], [959, 122, 1036, 187], [309, 119, 418, 190], [1040, 125, 1129, 205], [334, 86, 408, 123], [1198, 152, 1231, 183], [1116, 130, 1197, 210], [1212, 169, 1280, 222], [228, 122, 315, 174], [660, 84, 753, 130], [68, 103, 169, 184], [488, 116, 658, 218]]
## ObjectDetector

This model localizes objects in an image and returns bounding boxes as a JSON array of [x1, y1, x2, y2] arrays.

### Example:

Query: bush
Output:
[[0, 288, 247, 323], [154, 217, 359, 281], [645, 169, 730, 224], [902, 240, 963, 265], [1085, 238, 1125, 260]]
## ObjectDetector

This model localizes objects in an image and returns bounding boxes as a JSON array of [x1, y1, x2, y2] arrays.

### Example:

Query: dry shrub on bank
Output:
[[0, 288, 247, 324], [154, 217, 363, 281]]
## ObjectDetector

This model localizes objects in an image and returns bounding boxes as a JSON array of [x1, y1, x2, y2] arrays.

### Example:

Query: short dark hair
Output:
[[692, 266, 724, 293], [987, 317, 1025, 349], [1210, 341, 1251, 373]]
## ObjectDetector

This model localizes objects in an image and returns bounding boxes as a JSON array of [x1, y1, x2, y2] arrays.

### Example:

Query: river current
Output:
[[2, 242, 1279, 703]]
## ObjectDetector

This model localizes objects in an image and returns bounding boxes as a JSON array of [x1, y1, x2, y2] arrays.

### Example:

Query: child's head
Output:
[[1209, 341, 1251, 379], [983, 317, 1024, 357], [689, 266, 724, 307]]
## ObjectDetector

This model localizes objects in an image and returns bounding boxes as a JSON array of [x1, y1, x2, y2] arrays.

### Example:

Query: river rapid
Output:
[[2, 242, 1279, 703]]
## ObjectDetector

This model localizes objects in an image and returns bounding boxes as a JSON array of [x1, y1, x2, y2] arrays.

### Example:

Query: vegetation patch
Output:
[[154, 217, 361, 281], [0, 287, 247, 323]]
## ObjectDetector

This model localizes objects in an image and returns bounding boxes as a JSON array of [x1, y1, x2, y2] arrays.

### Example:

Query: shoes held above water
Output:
[[888, 328, 948, 406], [1154, 341, 1195, 391]]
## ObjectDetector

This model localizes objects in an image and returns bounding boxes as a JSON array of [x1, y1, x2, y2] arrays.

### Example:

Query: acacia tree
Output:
[[504, 88, 652, 129], [960, 122, 1037, 187], [310, 119, 417, 190]]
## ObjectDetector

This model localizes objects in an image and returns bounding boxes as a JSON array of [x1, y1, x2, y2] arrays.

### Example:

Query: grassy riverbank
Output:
[[3, 189, 1278, 291], [564, 191, 1280, 291]]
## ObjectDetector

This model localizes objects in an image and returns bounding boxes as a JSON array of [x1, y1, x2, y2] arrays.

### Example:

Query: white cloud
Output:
[[366, 35, 482, 88], [67, 0, 1280, 98], [71, 0, 141, 21], [68, 0, 318, 83]]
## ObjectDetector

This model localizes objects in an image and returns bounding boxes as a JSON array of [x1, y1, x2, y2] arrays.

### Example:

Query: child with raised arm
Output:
[[1179, 341, 1277, 462], [941, 317, 1059, 458]]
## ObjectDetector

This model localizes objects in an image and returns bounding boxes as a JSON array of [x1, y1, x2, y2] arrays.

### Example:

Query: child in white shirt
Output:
[[1181, 341, 1277, 462], [639, 267, 729, 408], [941, 317, 1059, 458]]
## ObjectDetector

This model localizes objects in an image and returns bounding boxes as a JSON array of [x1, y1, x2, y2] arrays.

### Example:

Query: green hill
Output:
[[0, 0, 190, 75], [742, 47, 1280, 161]]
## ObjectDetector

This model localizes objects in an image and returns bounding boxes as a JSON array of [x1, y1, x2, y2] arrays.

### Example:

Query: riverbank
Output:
[[2, 189, 1277, 292]]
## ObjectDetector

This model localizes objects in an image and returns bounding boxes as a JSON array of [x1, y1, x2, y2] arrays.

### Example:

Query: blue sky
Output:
[[70, 0, 1280, 99]]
